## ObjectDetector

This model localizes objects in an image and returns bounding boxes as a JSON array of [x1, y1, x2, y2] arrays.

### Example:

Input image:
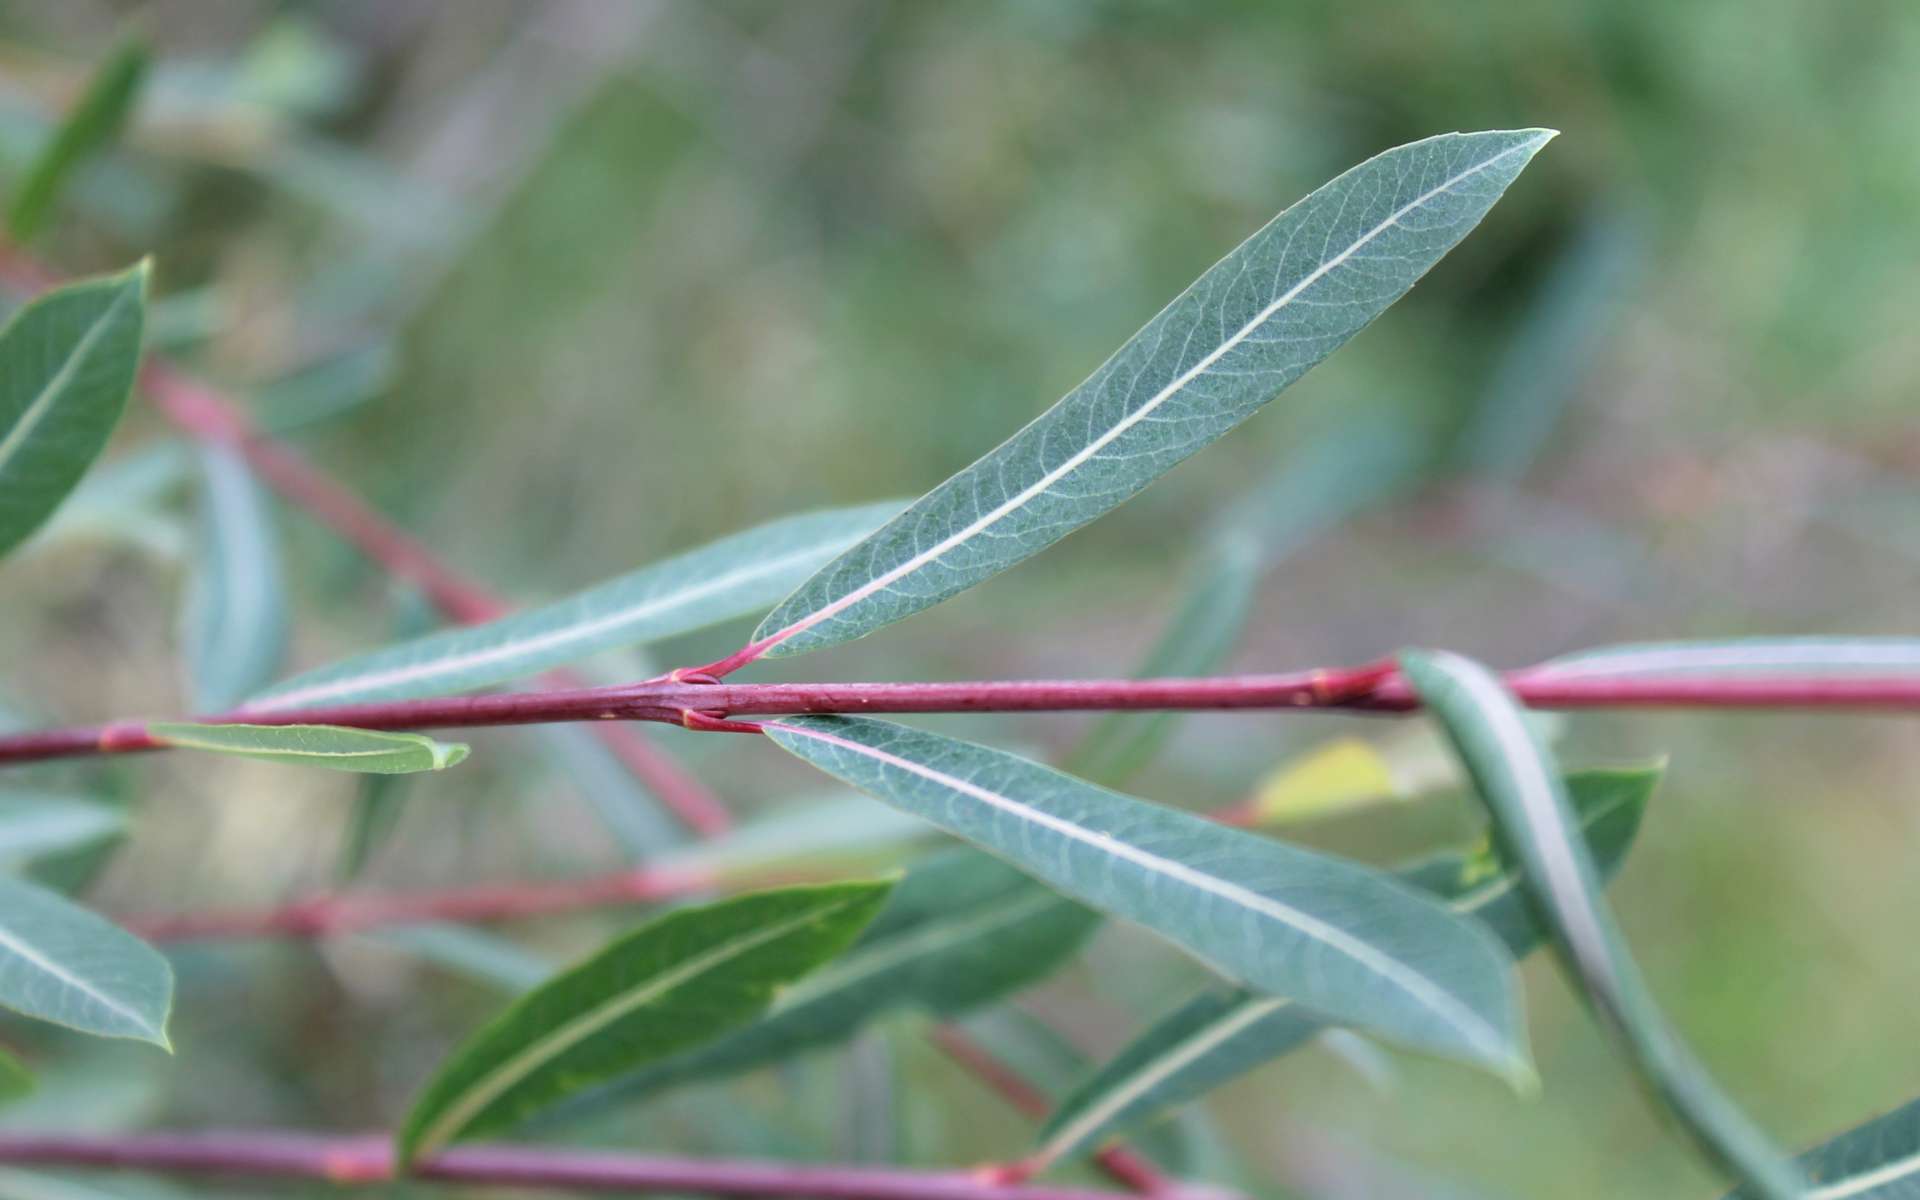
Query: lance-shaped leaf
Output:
[[146, 723, 468, 774], [551, 849, 1097, 1116], [1726, 1095, 1920, 1199], [8, 40, 148, 241], [398, 879, 892, 1163], [180, 444, 288, 711], [1037, 765, 1656, 1166], [0, 874, 170, 1046], [0, 263, 148, 560], [0, 793, 124, 865], [1401, 650, 1804, 1200], [1532, 637, 1920, 679], [247, 502, 901, 710], [765, 716, 1529, 1082], [750, 129, 1552, 659]]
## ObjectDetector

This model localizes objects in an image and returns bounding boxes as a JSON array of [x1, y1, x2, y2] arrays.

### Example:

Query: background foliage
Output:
[[1, 2, 1917, 1196]]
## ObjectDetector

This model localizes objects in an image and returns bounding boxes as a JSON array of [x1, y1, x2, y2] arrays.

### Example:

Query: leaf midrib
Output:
[[0, 905, 153, 1036]]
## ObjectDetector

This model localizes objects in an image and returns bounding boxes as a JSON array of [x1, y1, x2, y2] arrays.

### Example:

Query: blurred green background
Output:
[[1, 2, 1918, 1197]]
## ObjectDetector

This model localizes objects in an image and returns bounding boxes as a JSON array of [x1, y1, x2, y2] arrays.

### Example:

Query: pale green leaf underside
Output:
[[182, 444, 288, 711], [0, 793, 124, 864], [0, 874, 170, 1046], [765, 715, 1529, 1082], [0, 264, 148, 561], [753, 129, 1552, 658], [146, 723, 468, 773], [248, 502, 902, 711], [1401, 650, 1803, 1200], [1037, 766, 1656, 1166], [1726, 1095, 1920, 1199], [1535, 637, 1920, 679], [399, 880, 892, 1162]]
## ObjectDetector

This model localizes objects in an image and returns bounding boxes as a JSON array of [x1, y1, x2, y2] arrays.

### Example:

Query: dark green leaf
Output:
[[0, 874, 170, 1046], [397, 879, 893, 1162], [146, 723, 468, 773], [765, 716, 1529, 1082], [8, 41, 148, 240], [1401, 649, 1803, 1200], [0, 264, 148, 560], [180, 445, 287, 711]]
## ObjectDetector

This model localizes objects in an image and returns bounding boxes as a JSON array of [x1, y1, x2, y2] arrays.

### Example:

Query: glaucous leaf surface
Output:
[[1532, 637, 1920, 679], [146, 723, 468, 773], [180, 445, 287, 711], [0, 793, 123, 865], [565, 849, 1097, 1110], [248, 502, 901, 710], [7, 40, 148, 241], [0, 264, 148, 560], [0, 874, 170, 1046], [1038, 766, 1656, 1165], [765, 716, 1529, 1082], [398, 880, 893, 1162], [1402, 650, 1803, 1200], [751, 129, 1552, 658], [1726, 1095, 1920, 1199]]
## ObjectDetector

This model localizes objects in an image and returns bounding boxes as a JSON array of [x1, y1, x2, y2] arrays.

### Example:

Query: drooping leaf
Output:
[[0, 793, 124, 865], [1038, 766, 1656, 1166], [1401, 650, 1803, 1200], [0, 874, 170, 1046], [750, 130, 1553, 659], [247, 502, 901, 710], [557, 849, 1098, 1113], [1725, 1095, 1920, 1199], [397, 879, 893, 1163], [534, 724, 687, 861], [0, 263, 149, 561], [1531, 637, 1920, 680], [145, 723, 468, 773], [8, 40, 149, 241], [180, 444, 287, 711], [765, 716, 1529, 1082]]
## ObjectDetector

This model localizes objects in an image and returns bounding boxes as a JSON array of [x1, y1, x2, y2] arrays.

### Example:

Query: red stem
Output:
[[0, 1131, 1196, 1200]]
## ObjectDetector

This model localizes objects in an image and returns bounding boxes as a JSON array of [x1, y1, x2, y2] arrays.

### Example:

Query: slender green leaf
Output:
[[368, 925, 554, 994], [752, 129, 1552, 658], [8, 41, 148, 240], [535, 724, 687, 861], [560, 849, 1097, 1112], [0, 793, 123, 865], [1535, 637, 1920, 679], [249, 502, 901, 710], [398, 880, 893, 1162], [0, 1049, 29, 1105], [1038, 766, 1656, 1165], [765, 716, 1529, 1082], [1727, 1095, 1920, 1199], [253, 340, 393, 434], [180, 445, 287, 711], [0, 874, 170, 1046], [1401, 649, 1802, 1200], [22, 440, 187, 560], [0, 264, 149, 560], [146, 723, 468, 774], [655, 793, 935, 883]]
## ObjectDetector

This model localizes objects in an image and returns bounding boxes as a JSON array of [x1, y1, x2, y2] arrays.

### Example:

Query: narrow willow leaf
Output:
[[0, 264, 149, 560], [0, 793, 123, 865], [1534, 637, 1920, 679], [369, 925, 554, 994], [0, 875, 170, 1046], [535, 724, 686, 861], [8, 40, 148, 240], [249, 502, 901, 710], [0, 1049, 29, 1104], [398, 880, 892, 1162], [1726, 1096, 1920, 1199], [561, 849, 1097, 1112], [22, 440, 187, 560], [656, 793, 935, 882], [180, 445, 287, 711], [765, 716, 1529, 1082], [1038, 766, 1656, 1166], [752, 130, 1553, 658], [146, 723, 468, 774], [1401, 650, 1803, 1200]]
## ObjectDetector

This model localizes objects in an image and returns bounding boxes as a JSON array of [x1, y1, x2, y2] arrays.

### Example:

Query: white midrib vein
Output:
[[1034, 838, 1563, 1165], [0, 287, 135, 480], [765, 136, 1541, 650], [255, 539, 852, 710], [409, 902, 847, 1158], [770, 722, 1512, 1066], [0, 914, 152, 1035], [1811, 1149, 1920, 1199]]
